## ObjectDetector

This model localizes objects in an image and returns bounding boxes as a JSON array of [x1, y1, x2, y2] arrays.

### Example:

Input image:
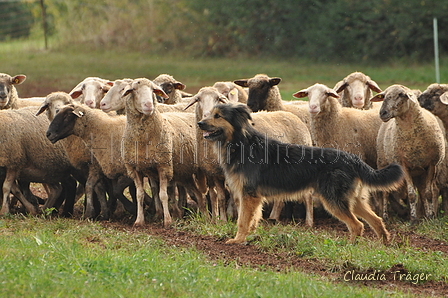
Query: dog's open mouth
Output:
[[202, 128, 223, 140]]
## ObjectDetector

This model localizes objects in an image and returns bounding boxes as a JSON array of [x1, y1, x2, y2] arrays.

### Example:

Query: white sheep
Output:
[[121, 78, 206, 227], [333, 71, 382, 109], [0, 73, 27, 109], [212, 81, 248, 103], [234, 74, 311, 129], [372, 84, 446, 221], [69, 77, 112, 109], [184, 86, 314, 225]]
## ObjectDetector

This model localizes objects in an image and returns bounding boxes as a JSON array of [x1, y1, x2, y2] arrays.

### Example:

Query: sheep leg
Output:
[[149, 177, 163, 220], [214, 177, 227, 222], [131, 170, 146, 227], [10, 182, 39, 215], [177, 186, 187, 218], [0, 169, 17, 215], [226, 194, 263, 244], [157, 170, 172, 228], [405, 174, 419, 223], [42, 183, 62, 211], [93, 182, 109, 220], [84, 173, 97, 219], [422, 165, 437, 218], [109, 177, 137, 216], [207, 178, 219, 220], [61, 177, 77, 217]]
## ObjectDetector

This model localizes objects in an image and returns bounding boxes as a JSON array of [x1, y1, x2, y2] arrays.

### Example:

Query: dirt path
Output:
[[102, 220, 448, 297]]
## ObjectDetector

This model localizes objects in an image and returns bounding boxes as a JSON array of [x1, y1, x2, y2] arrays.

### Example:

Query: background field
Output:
[[0, 41, 448, 297]]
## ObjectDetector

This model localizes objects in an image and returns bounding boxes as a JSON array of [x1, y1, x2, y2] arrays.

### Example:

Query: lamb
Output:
[[234, 74, 311, 129], [184, 86, 314, 225], [36, 92, 113, 219], [372, 84, 445, 221], [212, 81, 248, 103], [333, 71, 382, 109], [111, 78, 207, 227], [69, 77, 112, 109], [153, 74, 191, 104], [0, 106, 76, 216]]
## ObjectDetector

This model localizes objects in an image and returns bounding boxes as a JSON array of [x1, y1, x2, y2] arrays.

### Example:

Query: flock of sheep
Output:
[[1, 71, 447, 232]]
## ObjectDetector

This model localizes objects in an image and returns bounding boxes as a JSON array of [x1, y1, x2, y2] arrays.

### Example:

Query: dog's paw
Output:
[[225, 238, 246, 244]]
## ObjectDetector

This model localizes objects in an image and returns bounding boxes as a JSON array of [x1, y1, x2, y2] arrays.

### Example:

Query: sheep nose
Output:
[[85, 99, 94, 107]]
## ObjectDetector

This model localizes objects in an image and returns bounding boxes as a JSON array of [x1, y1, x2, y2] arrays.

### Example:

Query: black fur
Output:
[[199, 104, 404, 235]]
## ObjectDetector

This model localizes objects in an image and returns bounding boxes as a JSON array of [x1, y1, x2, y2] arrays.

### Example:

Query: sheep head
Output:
[[0, 73, 26, 109], [334, 72, 381, 109], [69, 77, 111, 109], [125, 78, 168, 116], [36, 91, 74, 121], [46, 104, 84, 144], [153, 74, 186, 104], [234, 74, 281, 112], [418, 83, 448, 119], [293, 83, 339, 116], [100, 79, 133, 113], [371, 84, 417, 122], [184, 87, 228, 119]]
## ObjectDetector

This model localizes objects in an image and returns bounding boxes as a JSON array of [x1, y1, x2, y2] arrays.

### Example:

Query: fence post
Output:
[[434, 18, 440, 84], [40, 0, 48, 49]]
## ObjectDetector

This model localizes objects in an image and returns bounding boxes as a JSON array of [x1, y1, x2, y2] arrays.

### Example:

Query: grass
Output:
[[1, 39, 447, 99], [0, 216, 414, 298], [178, 215, 448, 284]]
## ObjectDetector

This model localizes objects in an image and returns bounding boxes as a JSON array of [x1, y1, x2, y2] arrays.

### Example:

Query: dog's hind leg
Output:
[[226, 195, 263, 244], [318, 195, 364, 243], [353, 196, 390, 244]]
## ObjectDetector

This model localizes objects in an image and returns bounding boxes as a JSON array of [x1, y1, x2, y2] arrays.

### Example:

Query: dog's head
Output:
[[197, 103, 252, 143]]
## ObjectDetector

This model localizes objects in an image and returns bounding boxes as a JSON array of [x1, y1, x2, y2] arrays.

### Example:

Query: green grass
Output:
[[1, 39, 447, 99], [178, 215, 448, 284], [0, 216, 413, 298]]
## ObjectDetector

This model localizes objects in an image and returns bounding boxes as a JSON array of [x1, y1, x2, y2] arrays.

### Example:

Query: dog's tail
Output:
[[355, 159, 404, 192]]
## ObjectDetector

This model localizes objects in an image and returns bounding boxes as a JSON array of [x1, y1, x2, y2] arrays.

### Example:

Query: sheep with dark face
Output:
[[153, 74, 191, 104], [0, 73, 26, 109], [334, 72, 382, 109], [372, 84, 445, 221], [234, 74, 310, 129]]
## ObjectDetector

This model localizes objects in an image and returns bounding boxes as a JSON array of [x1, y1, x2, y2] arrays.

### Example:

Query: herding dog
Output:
[[198, 103, 404, 244]]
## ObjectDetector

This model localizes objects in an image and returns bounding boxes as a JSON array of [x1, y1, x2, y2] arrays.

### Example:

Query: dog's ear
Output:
[[233, 104, 252, 121]]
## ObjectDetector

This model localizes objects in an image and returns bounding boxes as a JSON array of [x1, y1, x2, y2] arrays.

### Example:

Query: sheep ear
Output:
[[219, 94, 229, 103], [153, 87, 169, 99], [173, 82, 186, 90], [11, 75, 26, 85], [367, 80, 382, 93], [370, 93, 385, 102], [407, 92, 418, 103], [70, 90, 83, 99], [228, 89, 238, 102], [269, 77, 281, 86], [292, 89, 308, 98], [440, 92, 448, 105], [123, 85, 134, 97], [234, 79, 248, 88], [183, 96, 198, 110], [334, 81, 347, 93], [72, 106, 85, 118], [35, 103, 49, 116], [107, 81, 114, 87], [326, 89, 340, 98]]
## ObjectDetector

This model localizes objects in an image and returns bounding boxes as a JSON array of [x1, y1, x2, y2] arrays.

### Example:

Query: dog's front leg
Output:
[[226, 195, 263, 244]]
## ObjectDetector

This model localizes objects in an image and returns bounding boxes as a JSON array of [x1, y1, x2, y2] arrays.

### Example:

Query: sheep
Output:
[[100, 79, 194, 114], [234, 74, 311, 129], [153, 74, 191, 104], [371, 84, 445, 222], [333, 71, 382, 109], [69, 77, 112, 109], [36, 92, 113, 219], [0, 106, 76, 217], [0, 73, 27, 109], [212, 81, 248, 103], [120, 78, 207, 227], [44, 98, 140, 218], [184, 86, 314, 225], [417, 83, 448, 214]]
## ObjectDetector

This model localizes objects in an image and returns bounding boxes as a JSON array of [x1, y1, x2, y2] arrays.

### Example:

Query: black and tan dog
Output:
[[198, 103, 404, 244]]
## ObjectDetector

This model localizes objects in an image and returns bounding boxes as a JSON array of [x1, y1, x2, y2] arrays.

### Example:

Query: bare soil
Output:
[[100, 217, 448, 298]]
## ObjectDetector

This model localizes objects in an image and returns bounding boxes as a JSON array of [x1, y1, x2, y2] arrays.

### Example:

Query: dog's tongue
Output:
[[203, 131, 211, 138]]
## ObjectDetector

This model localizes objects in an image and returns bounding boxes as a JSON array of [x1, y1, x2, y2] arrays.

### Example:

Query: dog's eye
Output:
[[214, 114, 220, 119]]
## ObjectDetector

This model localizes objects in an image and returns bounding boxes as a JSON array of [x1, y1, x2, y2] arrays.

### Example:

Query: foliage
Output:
[[0, 1, 34, 41]]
